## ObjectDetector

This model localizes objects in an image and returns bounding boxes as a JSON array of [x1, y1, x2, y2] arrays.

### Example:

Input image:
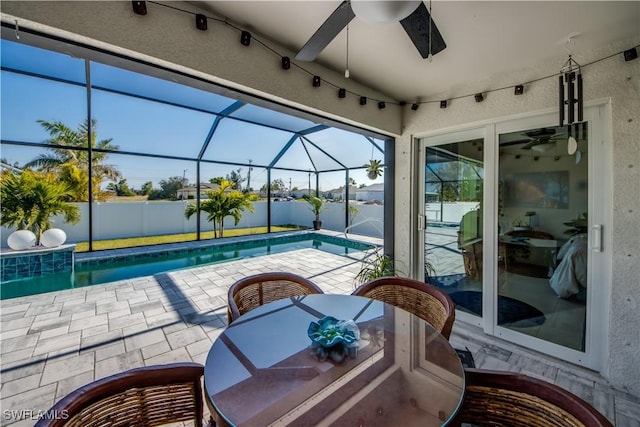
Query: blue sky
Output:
[[1, 39, 384, 191]]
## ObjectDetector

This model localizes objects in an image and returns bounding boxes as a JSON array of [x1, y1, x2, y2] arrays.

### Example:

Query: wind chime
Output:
[[559, 54, 582, 126], [558, 43, 583, 157]]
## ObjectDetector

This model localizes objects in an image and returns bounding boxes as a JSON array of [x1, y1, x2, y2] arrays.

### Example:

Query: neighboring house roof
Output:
[[328, 185, 357, 195], [358, 183, 384, 192], [178, 183, 220, 192], [0, 162, 22, 173]]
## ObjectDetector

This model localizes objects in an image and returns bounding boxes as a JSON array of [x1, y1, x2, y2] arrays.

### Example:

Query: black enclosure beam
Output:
[[85, 59, 94, 251]]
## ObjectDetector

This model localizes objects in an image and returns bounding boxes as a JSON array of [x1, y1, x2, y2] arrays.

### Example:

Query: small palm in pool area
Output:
[[0, 169, 80, 245], [184, 179, 257, 238]]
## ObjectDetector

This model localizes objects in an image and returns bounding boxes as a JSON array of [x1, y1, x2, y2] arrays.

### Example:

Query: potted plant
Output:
[[354, 247, 431, 285], [564, 212, 587, 236], [511, 217, 530, 231], [355, 247, 396, 284], [524, 211, 537, 228], [364, 159, 383, 180], [303, 194, 325, 230]]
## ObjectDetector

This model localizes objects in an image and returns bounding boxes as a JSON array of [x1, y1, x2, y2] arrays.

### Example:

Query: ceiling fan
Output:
[[295, 1, 447, 62], [500, 128, 568, 152]]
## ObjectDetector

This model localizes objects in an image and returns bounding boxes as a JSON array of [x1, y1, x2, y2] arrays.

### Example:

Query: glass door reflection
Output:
[[498, 124, 588, 351], [425, 139, 484, 320]]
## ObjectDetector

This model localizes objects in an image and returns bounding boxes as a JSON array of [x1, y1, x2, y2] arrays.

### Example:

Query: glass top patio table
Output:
[[204, 294, 465, 426]]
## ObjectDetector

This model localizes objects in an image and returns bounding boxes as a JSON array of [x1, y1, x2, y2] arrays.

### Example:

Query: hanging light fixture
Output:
[[195, 14, 207, 31], [351, 1, 421, 25], [132, 0, 147, 15], [531, 143, 554, 153]]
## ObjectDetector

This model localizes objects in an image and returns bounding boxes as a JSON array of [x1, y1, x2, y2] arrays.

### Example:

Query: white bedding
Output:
[[549, 234, 587, 298]]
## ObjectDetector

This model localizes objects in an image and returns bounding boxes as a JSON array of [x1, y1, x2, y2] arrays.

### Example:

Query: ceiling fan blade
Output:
[[500, 139, 532, 148], [400, 2, 446, 59], [295, 1, 355, 61], [525, 127, 556, 138]]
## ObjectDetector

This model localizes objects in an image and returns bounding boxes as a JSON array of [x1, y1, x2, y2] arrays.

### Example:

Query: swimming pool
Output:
[[0, 232, 375, 300]]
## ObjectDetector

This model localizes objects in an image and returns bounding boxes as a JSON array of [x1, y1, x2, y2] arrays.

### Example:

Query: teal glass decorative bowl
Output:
[[308, 316, 360, 363]]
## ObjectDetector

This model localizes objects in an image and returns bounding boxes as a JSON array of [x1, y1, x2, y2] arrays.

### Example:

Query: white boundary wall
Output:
[[425, 202, 479, 223], [1, 201, 386, 246]]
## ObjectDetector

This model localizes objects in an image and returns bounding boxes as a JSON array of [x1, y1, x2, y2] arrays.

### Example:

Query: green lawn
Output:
[[74, 225, 306, 252]]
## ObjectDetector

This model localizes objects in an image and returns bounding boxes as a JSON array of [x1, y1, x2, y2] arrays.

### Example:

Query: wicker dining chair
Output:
[[34, 363, 205, 427], [352, 276, 455, 339], [227, 271, 324, 324], [450, 368, 613, 427]]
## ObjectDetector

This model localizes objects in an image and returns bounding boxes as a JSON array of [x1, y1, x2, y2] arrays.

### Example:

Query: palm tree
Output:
[[25, 119, 121, 201], [184, 180, 257, 238], [0, 170, 80, 243], [303, 194, 325, 230]]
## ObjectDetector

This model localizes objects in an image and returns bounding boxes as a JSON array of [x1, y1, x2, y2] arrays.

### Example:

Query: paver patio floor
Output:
[[1, 238, 637, 426]]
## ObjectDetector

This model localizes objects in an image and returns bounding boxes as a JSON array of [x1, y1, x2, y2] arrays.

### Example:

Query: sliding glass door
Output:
[[497, 122, 588, 352], [420, 128, 486, 327], [417, 106, 610, 369]]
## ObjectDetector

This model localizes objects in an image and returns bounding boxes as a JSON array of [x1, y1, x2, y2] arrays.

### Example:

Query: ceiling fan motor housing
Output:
[[351, 1, 421, 25]]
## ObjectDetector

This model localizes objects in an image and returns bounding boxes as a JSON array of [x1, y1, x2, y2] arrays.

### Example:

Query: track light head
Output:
[[360, 97, 367, 105], [440, 100, 447, 109], [195, 14, 207, 31], [378, 101, 386, 109], [281, 56, 291, 70], [411, 103, 419, 111], [514, 84, 524, 95], [240, 31, 251, 46], [132, 0, 147, 15], [338, 88, 346, 98], [474, 93, 484, 103], [312, 75, 321, 87]]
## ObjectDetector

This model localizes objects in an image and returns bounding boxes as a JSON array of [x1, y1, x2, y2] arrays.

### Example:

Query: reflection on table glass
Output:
[[204, 294, 464, 426]]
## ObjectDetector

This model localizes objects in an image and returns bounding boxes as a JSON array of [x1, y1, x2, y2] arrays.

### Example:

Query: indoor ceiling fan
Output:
[[501, 128, 568, 153], [520, 128, 564, 151], [295, 1, 446, 62]]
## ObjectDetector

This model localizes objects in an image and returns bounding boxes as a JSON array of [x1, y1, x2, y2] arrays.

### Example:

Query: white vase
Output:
[[41, 228, 67, 248], [7, 230, 37, 250]]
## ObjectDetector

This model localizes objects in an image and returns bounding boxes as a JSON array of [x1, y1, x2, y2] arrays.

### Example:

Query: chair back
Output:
[[450, 368, 613, 427], [352, 276, 455, 339], [34, 363, 204, 427], [227, 272, 323, 323]]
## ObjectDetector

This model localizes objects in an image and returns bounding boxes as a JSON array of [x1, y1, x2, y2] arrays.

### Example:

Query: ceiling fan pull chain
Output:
[[428, 0, 433, 62], [345, 20, 350, 78]]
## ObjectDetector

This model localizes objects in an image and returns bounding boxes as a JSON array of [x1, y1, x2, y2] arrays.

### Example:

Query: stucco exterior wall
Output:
[[2, 1, 638, 395], [398, 37, 640, 395]]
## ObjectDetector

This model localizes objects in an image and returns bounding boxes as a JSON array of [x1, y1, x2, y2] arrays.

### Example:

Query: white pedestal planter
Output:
[[7, 230, 37, 250]]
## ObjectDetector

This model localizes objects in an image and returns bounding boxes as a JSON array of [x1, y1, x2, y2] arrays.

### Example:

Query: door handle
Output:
[[592, 224, 602, 252], [418, 214, 424, 231]]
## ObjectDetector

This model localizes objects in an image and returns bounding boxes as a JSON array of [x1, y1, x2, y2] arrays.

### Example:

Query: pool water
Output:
[[1, 233, 374, 300]]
